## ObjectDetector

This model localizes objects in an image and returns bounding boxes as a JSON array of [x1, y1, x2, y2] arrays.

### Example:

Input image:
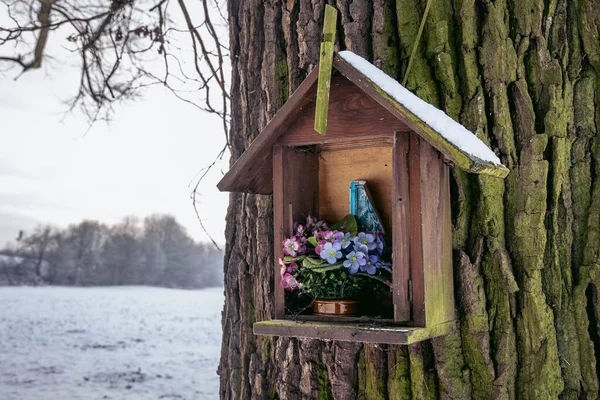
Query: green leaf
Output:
[[283, 255, 306, 263], [311, 264, 343, 273], [330, 214, 358, 236], [307, 236, 319, 247], [302, 257, 326, 269], [304, 256, 323, 265]]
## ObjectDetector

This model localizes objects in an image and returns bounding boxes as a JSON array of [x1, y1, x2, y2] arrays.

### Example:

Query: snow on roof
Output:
[[338, 51, 502, 166]]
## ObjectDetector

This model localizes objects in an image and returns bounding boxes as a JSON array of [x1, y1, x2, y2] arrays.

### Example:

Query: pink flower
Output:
[[295, 236, 307, 255], [319, 230, 335, 241], [287, 262, 298, 273], [280, 259, 300, 290], [314, 220, 329, 231], [306, 214, 318, 230], [279, 258, 287, 279], [315, 240, 327, 255], [283, 237, 301, 257], [281, 273, 299, 290]]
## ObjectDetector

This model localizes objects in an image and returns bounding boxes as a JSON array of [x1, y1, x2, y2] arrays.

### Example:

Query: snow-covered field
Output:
[[0, 286, 224, 400]]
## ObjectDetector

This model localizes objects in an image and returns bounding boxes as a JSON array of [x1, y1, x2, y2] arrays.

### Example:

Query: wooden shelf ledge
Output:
[[254, 319, 456, 345]]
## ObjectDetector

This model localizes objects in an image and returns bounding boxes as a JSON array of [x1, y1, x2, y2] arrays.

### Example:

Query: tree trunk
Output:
[[218, 1, 600, 398]]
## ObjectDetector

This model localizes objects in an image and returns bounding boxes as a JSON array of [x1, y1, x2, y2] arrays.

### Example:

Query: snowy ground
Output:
[[0, 286, 224, 400]]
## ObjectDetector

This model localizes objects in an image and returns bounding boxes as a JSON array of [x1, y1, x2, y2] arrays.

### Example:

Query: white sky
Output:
[[0, 55, 230, 247]]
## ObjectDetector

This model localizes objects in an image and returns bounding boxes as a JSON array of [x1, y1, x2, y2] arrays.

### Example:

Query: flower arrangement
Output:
[[279, 214, 392, 301]]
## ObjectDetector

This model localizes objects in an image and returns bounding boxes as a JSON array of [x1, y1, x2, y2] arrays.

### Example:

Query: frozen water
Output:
[[0, 286, 224, 399]]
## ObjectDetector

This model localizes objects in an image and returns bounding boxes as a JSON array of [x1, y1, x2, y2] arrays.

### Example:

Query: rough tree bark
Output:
[[218, 0, 600, 399]]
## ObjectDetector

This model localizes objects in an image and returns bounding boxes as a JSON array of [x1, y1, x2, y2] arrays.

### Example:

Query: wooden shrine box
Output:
[[218, 51, 509, 344]]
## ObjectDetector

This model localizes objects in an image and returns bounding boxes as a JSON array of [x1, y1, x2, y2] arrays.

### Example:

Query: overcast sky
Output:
[[0, 60, 229, 247]]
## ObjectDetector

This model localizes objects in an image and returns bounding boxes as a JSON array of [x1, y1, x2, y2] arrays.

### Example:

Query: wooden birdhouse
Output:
[[218, 50, 508, 344]]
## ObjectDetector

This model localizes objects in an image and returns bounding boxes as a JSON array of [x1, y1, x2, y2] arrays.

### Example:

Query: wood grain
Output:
[[317, 146, 393, 233], [419, 139, 455, 326], [254, 320, 457, 345], [273, 146, 285, 318], [217, 66, 320, 194], [278, 73, 409, 147], [392, 131, 411, 322], [332, 55, 509, 178], [285, 315, 397, 324], [273, 146, 320, 318], [408, 133, 425, 326]]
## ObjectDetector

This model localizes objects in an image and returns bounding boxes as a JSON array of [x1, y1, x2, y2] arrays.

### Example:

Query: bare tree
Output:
[[101, 216, 142, 284], [0, 0, 230, 133], [1, 215, 222, 287], [19, 225, 57, 279], [1, 0, 230, 245]]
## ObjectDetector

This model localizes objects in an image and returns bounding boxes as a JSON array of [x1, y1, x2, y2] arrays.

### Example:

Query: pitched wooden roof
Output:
[[218, 53, 509, 194]]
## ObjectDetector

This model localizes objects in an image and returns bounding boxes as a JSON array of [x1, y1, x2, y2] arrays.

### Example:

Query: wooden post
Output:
[[314, 5, 337, 135], [273, 146, 286, 319], [408, 133, 425, 326], [392, 132, 411, 322], [273, 146, 320, 319]]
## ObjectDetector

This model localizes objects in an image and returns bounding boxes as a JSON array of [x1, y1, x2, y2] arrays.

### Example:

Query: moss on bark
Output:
[[221, 1, 600, 399]]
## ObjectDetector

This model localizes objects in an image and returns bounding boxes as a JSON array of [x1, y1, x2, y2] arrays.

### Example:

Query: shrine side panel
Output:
[[419, 140, 455, 327]]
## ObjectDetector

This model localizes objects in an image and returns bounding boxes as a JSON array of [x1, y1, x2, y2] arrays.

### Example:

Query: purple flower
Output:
[[361, 255, 378, 275], [377, 261, 393, 273], [354, 242, 369, 255], [343, 251, 366, 274], [354, 232, 377, 251], [334, 232, 352, 249], [295, 224, 306, 236], [283, 237, 301, 257], [319, 242, 342, 264], [376, 232, 385, 255]]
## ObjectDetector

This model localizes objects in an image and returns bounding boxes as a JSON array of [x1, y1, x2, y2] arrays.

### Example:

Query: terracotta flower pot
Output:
[[313, 299, 360, 316]]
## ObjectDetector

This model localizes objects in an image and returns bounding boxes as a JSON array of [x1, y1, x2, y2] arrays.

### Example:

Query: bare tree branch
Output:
[[0, 0, 231, 249]]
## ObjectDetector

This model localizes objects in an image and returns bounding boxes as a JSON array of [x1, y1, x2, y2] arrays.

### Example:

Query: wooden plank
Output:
[[286, 315, 397, 324], [217, 65, 321, 194], [314, 5, 337, 134], [273, 146, 286, 319], [442, 162, 454, 321], [408, 133, 426, 326], [253, 319, 457, 345], [318, 146, 393, 233], [318, 137, 395, 151], [283, 148, 320, 226], [273, 146, 320, 318], [332, 55, 509, 179], [442, 154, 455, 323], [392, 132, 411, 322], [278, 73, 410, 147], [420, 140, 455, 326]]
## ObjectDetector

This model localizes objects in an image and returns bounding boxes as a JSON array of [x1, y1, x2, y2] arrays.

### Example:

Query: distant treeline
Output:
[[0, 214, 223, 289]]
